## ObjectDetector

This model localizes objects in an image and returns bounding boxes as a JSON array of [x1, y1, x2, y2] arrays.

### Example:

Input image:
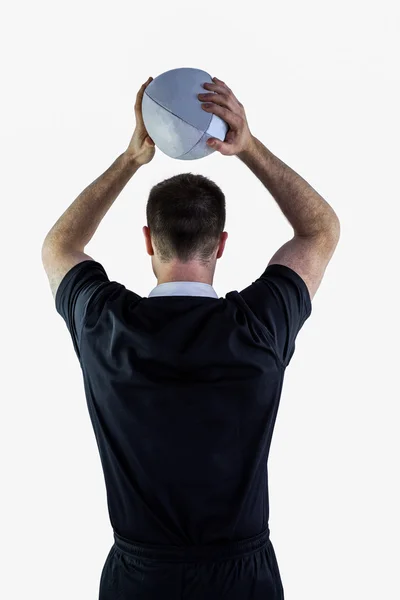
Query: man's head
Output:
[[143, 173, 228, 285]]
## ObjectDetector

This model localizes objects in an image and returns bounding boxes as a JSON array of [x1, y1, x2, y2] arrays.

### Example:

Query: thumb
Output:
[[207, 137, 230, 154], [146, 136, 155, 146]]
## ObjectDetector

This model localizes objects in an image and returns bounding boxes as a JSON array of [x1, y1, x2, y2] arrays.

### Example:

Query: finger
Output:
[[135, 78, 153, 128], [212, 77, 231, 92], [198, 92, 237, 114], [142, 76, 153, 89], [202, 82, 229, 96], [135, 77, 153, 107], [138, 77, 153, 96], [203, 81, 240, 104], [201, 102, 241, 129]]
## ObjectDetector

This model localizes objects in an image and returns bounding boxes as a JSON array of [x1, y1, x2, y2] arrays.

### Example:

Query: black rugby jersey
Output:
[[55, 260, 311, 545]]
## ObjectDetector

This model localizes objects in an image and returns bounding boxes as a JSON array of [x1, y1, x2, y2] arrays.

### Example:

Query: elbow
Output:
[[41, 236, 53, 256], [319, 212, 341, 242], [329, 216, 341, 241], [41, 235, 59, 264]]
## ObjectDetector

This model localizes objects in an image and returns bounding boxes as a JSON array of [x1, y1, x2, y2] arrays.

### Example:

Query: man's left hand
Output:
[[125, 77, 156, 166]]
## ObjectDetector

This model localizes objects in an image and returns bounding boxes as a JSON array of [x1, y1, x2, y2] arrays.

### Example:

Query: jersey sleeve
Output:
[[238, 264, 312, 367], [55, 260, 110, 361]]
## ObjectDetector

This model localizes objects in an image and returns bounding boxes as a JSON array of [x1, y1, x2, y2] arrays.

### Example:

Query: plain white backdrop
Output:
[[1, 0, 399, 598]]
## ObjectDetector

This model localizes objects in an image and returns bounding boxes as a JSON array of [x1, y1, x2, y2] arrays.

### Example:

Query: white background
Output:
[[1, 1, 399, 598]]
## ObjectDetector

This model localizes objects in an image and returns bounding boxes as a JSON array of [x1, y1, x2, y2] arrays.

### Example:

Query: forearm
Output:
[[42, 152, 140, 251], [238, 136, 339, 237]]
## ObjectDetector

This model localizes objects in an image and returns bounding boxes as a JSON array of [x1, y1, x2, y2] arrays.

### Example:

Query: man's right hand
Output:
[[198, 77, 255, 157]]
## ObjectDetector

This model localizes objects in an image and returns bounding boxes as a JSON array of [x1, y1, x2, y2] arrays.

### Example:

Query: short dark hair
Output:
[[146, 173, 226, 264]]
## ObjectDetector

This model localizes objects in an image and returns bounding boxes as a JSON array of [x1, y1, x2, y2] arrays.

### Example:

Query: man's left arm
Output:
[[41, 152, 141, 298], [41, 78, 155, 359], [41, 76, 155, 299]]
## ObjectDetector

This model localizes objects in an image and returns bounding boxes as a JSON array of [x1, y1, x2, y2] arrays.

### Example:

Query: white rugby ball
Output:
[[142, 67, 229, 160]]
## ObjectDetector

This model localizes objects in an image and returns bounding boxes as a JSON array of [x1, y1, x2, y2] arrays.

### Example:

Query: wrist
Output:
[[237, 135, 258, 161], [121, 150, 142, 170]]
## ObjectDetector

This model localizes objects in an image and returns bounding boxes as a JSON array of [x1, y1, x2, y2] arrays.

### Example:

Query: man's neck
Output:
[[156, 267, 214, 286]]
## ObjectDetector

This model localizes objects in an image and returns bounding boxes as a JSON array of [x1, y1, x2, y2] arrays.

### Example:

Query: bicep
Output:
[[268, 229, 340, 301]]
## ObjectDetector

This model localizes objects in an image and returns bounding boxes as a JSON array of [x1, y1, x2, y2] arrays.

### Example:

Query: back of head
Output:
[[146, 173, 226, 265]]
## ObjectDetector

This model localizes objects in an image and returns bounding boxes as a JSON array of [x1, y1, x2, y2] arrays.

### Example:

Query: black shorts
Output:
[[99, 527, 284, 599]]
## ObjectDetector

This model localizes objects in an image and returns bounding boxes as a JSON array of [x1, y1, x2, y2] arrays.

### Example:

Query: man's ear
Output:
[[143, 226, 154, 256], [216, 231, 228, 259]]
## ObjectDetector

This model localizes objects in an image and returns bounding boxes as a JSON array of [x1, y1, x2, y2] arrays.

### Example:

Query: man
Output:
[[42, 76, 340, 599]]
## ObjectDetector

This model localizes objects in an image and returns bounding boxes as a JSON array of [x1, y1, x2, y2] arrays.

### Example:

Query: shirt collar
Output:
[[148, 281, 218, 298]]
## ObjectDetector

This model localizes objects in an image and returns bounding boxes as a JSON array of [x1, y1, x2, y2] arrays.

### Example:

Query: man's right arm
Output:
[[200, 77, 340, 302], [237, 136, 340, 300]]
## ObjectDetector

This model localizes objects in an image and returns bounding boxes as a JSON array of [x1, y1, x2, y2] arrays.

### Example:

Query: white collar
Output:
[[148, 281, 218, 298]]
